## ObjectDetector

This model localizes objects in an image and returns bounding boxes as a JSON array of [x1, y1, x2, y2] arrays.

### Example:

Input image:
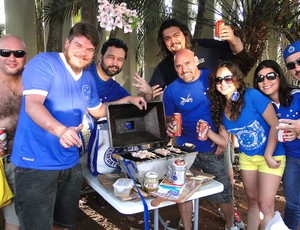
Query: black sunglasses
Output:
[[286, 58, 300, 70], [0, 49, 26, 58], [256, 72, 278, 83], [216, 75, 234, 85]]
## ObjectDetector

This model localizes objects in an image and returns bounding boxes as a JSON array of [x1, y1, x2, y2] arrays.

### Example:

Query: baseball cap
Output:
[[283, 40, 300, 62]]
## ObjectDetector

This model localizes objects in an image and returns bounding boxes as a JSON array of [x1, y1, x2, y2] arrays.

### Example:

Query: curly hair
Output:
[[208, 61, 247, 128], [157, 18, 193, 59], [253, 60, 293, 107]]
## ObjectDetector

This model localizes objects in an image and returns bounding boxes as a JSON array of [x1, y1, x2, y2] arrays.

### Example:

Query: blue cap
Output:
[[283, 40, 300, 62]]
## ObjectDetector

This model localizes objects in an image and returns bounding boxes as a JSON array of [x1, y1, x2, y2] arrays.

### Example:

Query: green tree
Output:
[[41, 0, 300, 71]]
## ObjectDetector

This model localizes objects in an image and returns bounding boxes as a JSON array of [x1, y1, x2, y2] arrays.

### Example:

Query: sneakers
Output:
[[218, 207, 245, 230], [233, 208, 245, 229], [225, 225, 239, 230], [178, 213, 194, 229]]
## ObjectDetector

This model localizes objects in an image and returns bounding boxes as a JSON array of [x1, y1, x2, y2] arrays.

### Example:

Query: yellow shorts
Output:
[[239, 153, 286, 177]]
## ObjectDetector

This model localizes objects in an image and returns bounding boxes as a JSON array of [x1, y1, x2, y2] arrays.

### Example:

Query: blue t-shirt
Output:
[[88, 63, 130, 102], [11, 52, 101, 170], [273, 90, 300, 159], [163, 69, 217, 152], [223, 88, 285, 156]]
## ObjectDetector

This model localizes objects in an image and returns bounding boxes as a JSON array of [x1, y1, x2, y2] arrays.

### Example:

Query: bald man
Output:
[[0, 34, 27, 230], [163, 49, 238, 230]]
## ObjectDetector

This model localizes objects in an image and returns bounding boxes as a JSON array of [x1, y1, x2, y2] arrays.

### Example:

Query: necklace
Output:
[[1, 77, 22, 96]]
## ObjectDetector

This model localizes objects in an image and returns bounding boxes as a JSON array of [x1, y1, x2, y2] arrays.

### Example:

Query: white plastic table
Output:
[[81, 160, 224, 230]]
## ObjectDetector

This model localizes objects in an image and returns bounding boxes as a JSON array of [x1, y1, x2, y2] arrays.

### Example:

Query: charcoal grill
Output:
[[106, 102, 197, 186]]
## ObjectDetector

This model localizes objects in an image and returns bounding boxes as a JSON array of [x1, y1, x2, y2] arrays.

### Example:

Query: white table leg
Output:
[[193, 198, 199, 230], [154, 209, 159, 230]]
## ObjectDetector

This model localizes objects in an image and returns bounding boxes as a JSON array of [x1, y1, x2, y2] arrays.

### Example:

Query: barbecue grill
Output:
[[107, 102, 197, 186]]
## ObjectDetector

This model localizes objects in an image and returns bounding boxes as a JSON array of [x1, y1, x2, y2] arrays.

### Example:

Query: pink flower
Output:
[[124, 24, 132, 33], [97, 0, 139, 33]]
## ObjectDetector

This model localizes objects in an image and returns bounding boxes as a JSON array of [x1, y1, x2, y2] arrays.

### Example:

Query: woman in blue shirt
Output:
[[208, 61, 286, 230], [254, 60, 300, 230]]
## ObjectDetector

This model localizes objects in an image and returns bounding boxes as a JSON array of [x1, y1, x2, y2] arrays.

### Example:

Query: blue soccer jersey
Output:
[[88, 63, 130, 103], [163, 69, 217, 152], [273, 90, 300, 159], [12, 52, 101, 170], [223, 88, 285, 156]]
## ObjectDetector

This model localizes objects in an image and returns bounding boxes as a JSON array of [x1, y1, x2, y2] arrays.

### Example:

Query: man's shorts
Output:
[[191, 150, 232, 204], [15, 163, 83, 230], [223, 141, 234, 169], [239, 153, 286, 176], [3, 161, 19, 226]]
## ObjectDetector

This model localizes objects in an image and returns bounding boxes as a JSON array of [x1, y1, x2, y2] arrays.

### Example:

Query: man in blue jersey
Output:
[[164, 49, 237, 230], [278, 41, 300, 132], [86, 38, 154, 174], [89, 37, 153, 103], [11, 23, 146, 230]]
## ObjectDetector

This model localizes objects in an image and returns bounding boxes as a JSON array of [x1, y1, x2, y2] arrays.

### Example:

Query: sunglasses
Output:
[[256, 72, 278, 83], [0, 49, 26, 58], [286, 58, 300, 70], [216, 75, 234, 85]]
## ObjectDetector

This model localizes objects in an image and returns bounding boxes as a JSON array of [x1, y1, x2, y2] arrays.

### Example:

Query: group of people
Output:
[[0, 18, 299, 230]]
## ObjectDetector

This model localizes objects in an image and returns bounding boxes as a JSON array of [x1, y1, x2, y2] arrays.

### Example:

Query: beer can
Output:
[[277, 123, 287, 142], [0, 128, 7, 152], [215, 19, 224, 38], [172, 158, 187, 186], [197, 120, 209, 141], [173, 113, 182, 136]]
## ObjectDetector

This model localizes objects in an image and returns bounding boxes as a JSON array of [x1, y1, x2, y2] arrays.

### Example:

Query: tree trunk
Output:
[[46, 0, 64, 52], [81, 0, 97, 26], [173, 0, 188, 23], [194, 0, 205, 38], [35, 0, 45, 53]]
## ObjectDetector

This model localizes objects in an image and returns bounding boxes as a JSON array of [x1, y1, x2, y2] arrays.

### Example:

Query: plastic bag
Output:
[[87, 120, 122, 176], [0, 157, 13, 208], [265, 211, 291, 230]]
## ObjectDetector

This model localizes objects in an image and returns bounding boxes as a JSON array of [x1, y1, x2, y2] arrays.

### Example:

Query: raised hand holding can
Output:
[[215, 19, 225, 39], [197, 120, 209, 141], [173, 113, 182, 136]]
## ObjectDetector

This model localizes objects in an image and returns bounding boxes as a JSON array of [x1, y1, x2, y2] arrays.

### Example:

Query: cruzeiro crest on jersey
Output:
[[229, 120, 266, 151], [82, 85, 91, 100]]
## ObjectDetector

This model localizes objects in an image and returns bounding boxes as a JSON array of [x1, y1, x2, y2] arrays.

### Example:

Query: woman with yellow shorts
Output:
[[209, 61, 286, 230]]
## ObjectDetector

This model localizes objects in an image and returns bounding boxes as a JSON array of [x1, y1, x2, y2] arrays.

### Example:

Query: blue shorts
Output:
[[191, 151, 232, 204], [15, 163, 83, 230]]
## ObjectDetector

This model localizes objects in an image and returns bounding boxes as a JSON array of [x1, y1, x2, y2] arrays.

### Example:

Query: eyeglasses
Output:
[[216, 75, 234, 85], [286, 58, 300, 70], [0, 49, 26, 58], [256, 72, 278, 83]]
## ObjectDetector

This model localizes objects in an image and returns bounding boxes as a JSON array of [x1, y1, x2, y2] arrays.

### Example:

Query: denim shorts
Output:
[[3, 162, 19, 226], [15, 163, 83, 230], [191, 150, 232, 204]]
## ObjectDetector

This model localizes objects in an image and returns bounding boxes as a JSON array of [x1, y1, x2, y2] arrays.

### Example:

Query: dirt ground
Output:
[[75, 162, 286, 230], [0, 157, 286, 230]]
